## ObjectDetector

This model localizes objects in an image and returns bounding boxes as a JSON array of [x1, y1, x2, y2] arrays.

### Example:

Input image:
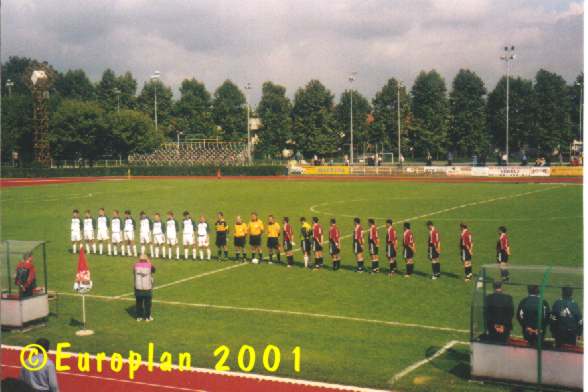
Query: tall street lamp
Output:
[[500, 46, 515, 164], [6, 79, 14, 97], [244, 82, 252, 164], [397, 80, 403, 166], [113, 88, 121, 112], [348, 72, 356, 165], [151, 70, 160, 133]]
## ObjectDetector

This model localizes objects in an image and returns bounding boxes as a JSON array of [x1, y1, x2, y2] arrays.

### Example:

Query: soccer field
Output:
[[0, 178, 583, 391]]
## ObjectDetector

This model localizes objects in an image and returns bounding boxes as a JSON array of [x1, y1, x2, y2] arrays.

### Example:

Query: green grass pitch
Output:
[[0, 178, 582, 391]]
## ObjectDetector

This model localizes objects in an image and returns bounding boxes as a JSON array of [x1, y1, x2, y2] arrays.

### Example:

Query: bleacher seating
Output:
[[129, 141, 248, 166]]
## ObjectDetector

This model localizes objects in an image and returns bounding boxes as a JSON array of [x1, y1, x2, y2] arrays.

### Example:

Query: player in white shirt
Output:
[[182, 211, 196, 260], [71, 209, 82, 254], [197, 215, 211, 260], [166, 211, 180, 260], [123, 210, 137, 257], [96, 208, 110, 255], [83, 210, 96, 254], [151, 213, 166, 258], [139, 211, 153, 257], [110, 210, 123, 256]]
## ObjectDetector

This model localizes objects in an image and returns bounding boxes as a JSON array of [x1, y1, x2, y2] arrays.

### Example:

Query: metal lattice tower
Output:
[[25, 64, 55, 166]]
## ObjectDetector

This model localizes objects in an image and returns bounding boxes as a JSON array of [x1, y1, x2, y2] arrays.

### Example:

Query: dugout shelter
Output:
[[0, 240, 49, 328], [471, 264, 583, 389]]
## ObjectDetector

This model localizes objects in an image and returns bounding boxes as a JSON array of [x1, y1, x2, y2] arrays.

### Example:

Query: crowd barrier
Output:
[[292, 165, 582, 178]]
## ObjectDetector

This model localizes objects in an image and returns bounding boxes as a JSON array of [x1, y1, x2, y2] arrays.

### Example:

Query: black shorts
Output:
[[216, 232, 227, 247], [313, 239, 323, 252], [461, 248, 472, 261], [497, 250, 509, 263], [404, 247, 414, 259], [267, 237, 279, 249], [329, 240, 340, 255], [283, 240, 292, 251], [302, 239, 311, 253], [428, 244, 439, 260], [249, 235, 261, 247], [234, 236, 246, 248], [353, 240, 363, 254], [369, 241, 378, 255], [386, 244, 397, 258]]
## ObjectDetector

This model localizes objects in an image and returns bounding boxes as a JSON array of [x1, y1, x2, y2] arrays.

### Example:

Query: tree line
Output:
[[1, 56, 582, 163]]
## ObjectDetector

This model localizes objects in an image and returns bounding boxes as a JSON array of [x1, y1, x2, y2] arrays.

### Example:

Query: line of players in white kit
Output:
[[70, 208, 214, 260]]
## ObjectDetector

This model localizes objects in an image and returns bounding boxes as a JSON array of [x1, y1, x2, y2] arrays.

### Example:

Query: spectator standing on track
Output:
[[485, 281, 514, 344], [550, 287, 583, 348], [20, 338, 59, 392], [134, 254, 155, 322]]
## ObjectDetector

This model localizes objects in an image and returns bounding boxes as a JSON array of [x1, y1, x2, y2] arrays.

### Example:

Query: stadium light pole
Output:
[[244, 82, 252, 164], [577, 80, 583, 141], [151, 70, 160, 133], [348, 72, 356, 165], [397, 80, 403, 166], [500, 46, 515, 165], [6, 79, 14, 97], [113, 88, 121, 112]]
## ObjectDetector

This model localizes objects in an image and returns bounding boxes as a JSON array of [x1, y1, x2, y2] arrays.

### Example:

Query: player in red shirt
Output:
[[329, 218, 341, 270], [368, 219, 380, 273], [427, 221, 441, 279], [497, 226, 511, 281], [312, 217, 324, 269], [403, 222, 416, 277], [460, 223, 474, 281], [283, 217, 294, 268], [385, 219, 398, 275], [353, 217, 365, 272]]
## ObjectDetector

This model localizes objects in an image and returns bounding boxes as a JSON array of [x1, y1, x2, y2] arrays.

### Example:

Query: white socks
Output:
[[192, 249, 197, 260], [304, 255, 309, 268], [155, 247, 159, 258], [150, 245, 154, 257], [207, 249, 211, 260], [92, 243, 97, 253], [184, 249, 189, 259], [73, 244, 77, 254], [199, 250, 204, 260], [85, 244, 90, 254], [99, 243, 103, 255], [113, 245, 118, 256]]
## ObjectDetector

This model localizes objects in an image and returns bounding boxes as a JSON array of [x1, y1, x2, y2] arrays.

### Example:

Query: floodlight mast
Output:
[[500, 46, 515, 164], [151, 70, 161, 133], [349, 72, 356, 166], [244, 82, 252, 164]]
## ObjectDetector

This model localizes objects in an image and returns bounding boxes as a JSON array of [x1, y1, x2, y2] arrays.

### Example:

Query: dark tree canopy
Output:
[[335, 90, 371, 148], [257, 81, 292, 158], [370, 78, 410, 154], [212, 80, 247, 141], [173, 78, 215, 138], [55, 69, 96, 101]]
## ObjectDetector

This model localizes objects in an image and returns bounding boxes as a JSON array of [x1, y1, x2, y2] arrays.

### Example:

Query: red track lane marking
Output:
[[1, 346, 389, 392], [0, 174, 581, 188]]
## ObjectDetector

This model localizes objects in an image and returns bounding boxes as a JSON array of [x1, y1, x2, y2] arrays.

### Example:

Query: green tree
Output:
[[49, 100, 108, 160], [96, 69, 118, 110], [1, 56, 34, 97], [487, 76, 535, 154], [532, 69, 572, 154], [136, 79, 174, 134], [212, 80, 247, 140], [335, 90, 371, 149], [116, 71, 138, 110], [1, 95, 34, 162], [448, 69, 488, 156], [106, 109, 162, 157], [410, 70, 449, 157], [173, 78, 215, 138], [569, 72, 583, 141], [291, 80, 339, 157], [370, 78, 410, 154], [256, 81, 292, 158], [55, 69, 96, 101]]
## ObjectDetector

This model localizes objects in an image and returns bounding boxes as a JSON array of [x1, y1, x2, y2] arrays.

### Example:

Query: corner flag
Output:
[[74, 246, 93, 293]]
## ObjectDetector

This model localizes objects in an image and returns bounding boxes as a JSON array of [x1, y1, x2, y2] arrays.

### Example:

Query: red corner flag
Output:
[[74, 247, 93, 292]]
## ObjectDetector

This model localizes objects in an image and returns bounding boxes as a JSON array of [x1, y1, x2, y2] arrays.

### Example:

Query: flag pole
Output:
[[76, 293, 94, 336]]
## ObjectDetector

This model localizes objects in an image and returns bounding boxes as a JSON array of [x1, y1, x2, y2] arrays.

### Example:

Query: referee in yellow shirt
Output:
[[248, 212, 264, 263], [266, 215, 281, 264], [233, 215, 248, 262]]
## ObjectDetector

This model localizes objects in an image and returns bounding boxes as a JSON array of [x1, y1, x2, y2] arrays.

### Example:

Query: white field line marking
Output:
[[2, 345, 390, 392], [388, 340, 469, 385], [114, 263, 246, 298], [58, 292, 468, 334], [1, 364, 206, 392], [309, 185, 563, 243]]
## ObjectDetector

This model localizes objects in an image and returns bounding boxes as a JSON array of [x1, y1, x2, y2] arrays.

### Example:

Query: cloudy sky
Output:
[[2, 0, 584, 103]]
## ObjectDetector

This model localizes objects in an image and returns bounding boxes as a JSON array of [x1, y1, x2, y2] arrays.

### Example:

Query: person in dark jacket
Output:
[[517, 285, 550, 347], [485, 281, 514, 343], [550, 287, 582, 348], [14, 253, 36, 298]]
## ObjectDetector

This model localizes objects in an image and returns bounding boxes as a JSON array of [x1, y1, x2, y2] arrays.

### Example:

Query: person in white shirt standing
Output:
[[83, 209, 96, 254], [96, 208, 110, 255], [166, 211, 180, 260], [71, 209, 82, 254], [111, 210, 123, 256], [182, 211, 196, 260], [152, 213, 166, 258], [124, 210, 137, 257], [139, 211, 153, 257], [197, 215, 211, 260]]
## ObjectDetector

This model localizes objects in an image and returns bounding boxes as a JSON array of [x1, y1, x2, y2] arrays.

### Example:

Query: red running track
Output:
[[0, 175, 582, 188], [1, 346, 385, 392]]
